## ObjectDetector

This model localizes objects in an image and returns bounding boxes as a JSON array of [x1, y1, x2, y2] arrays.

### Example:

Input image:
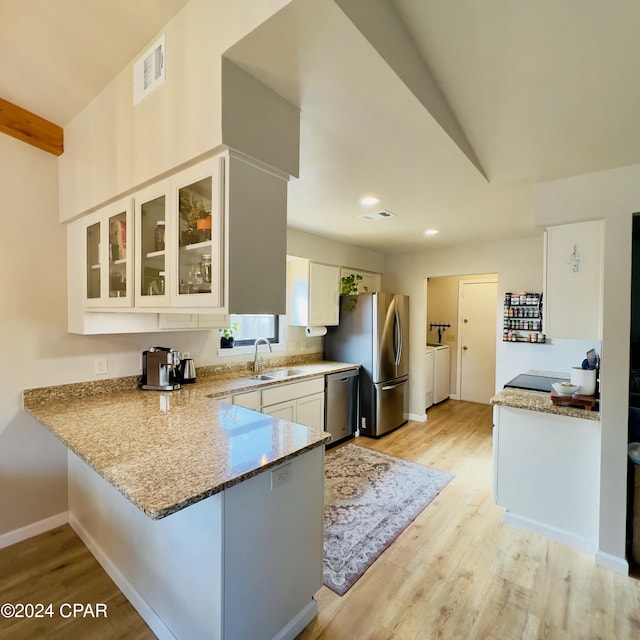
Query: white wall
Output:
[[382, 234, 545, 420], [287, 228, 385, 273], [0, 136, 68, 534], [58, 0, 291, 222], [536, 164, 640, 570]]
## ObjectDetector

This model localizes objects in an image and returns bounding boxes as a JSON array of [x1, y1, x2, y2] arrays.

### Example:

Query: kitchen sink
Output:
[[249, 368, 306, 381]]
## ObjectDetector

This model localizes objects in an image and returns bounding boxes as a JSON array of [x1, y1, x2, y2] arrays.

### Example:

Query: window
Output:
[[230, 314, 279, 347]]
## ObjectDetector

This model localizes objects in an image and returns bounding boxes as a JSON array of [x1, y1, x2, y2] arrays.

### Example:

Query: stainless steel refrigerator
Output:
[[324, 292, 409, 438]]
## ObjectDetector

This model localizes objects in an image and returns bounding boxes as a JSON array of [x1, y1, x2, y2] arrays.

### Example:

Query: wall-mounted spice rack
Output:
[[503, 292, 546, 343]]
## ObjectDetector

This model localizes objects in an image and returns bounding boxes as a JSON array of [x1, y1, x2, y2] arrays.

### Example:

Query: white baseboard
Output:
[[273, 599, 318, 640], [503, 511, 598, 554], [408, 412, 427, 423], [595, 550, 629, 575], [0, 512, 68, 550], [69, 513, 176, 640]]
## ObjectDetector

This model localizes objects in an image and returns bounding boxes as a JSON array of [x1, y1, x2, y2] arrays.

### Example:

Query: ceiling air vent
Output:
[[133, 35, 165, 105], [358, 210, 396, 221]]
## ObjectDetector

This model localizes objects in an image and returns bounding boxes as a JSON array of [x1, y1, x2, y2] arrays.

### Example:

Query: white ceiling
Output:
[[3, 0, 640, 253], [0, 0, 190, 125]]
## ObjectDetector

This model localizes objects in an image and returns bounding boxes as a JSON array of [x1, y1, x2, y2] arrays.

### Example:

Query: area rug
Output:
[[323, 443, 454, 595]]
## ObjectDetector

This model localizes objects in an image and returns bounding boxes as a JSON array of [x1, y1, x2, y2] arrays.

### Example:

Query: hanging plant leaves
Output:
[[340, 274, 368, 311]]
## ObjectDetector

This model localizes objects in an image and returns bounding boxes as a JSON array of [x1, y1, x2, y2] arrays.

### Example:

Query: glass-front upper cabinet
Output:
[[135, 179, 170, 307], [84, 198, 133, 308], [172, 157, 224, 309], [85, 217, 101, 302]]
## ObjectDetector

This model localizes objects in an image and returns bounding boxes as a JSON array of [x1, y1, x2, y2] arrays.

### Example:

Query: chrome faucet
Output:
[[253, 337, 272, 372]]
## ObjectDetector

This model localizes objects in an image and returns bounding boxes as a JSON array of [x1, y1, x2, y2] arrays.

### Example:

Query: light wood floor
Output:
[[2, 400, 640, 639], [0, 524, 154, 639], [299, 400, 640, 640]]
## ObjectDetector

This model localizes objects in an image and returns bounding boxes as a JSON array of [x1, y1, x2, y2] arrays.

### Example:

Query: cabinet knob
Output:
[[463, 346, 468, 351]]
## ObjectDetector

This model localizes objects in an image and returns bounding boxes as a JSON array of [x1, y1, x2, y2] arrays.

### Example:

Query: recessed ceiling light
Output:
[[359, 195, 381, 207], [423, 229, 439, 236]]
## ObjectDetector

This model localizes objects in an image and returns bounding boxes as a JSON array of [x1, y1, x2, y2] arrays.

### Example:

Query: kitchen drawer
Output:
[[232, 391, 261, 410], [261, 378, 324, 406]]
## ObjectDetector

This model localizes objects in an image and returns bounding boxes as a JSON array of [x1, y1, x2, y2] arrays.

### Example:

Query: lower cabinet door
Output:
[[262, 400, 296, 422], [233, 391, 261, 410], [296, 392, 325, 432]]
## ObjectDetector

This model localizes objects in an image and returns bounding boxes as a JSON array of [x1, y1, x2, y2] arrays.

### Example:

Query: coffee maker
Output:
[[140, 347, 181, 391]]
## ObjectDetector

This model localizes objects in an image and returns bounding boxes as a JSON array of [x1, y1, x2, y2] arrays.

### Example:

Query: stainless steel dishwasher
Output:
[[325, 369, 359, 447]]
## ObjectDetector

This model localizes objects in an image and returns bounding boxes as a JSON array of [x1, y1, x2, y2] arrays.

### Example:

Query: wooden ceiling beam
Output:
[[0, 98, 63, 156]]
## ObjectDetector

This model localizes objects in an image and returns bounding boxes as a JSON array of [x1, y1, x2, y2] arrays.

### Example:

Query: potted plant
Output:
[[179, 192, 210, 245], [220, 322, 239, 349], [196, 208, 212, 242], [341, 274, 368, 311]]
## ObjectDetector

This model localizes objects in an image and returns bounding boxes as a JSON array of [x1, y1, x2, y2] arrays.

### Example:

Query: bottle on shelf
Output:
[[154, 221, 166, 252], [502, 291, 545, 343]]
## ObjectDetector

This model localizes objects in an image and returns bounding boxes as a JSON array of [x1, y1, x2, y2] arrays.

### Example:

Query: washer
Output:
[[427, 343, 450, 404]]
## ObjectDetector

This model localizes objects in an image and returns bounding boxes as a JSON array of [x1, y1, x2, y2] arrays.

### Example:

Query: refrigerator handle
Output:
[[394, 307, 402, 366], [382, 381, 405, 391]]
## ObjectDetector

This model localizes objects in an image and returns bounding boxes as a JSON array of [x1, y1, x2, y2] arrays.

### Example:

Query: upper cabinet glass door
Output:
[[84, 198, 133, 308], [172, 158, 224, 309], [86, 220, 101, 301], [136, 180, 170, 307], [108, 210, 128, 300]]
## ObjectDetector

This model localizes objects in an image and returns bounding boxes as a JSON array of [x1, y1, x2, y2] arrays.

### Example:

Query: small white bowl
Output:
[[552, 382, 580, 396]]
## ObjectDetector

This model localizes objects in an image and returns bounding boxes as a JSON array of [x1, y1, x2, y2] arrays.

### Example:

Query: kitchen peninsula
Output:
[[491, 386, 600, 554], [23, 361, 355, 640]]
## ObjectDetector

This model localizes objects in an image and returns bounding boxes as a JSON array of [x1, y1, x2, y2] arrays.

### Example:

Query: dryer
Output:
[[425, 347, 435, 409]]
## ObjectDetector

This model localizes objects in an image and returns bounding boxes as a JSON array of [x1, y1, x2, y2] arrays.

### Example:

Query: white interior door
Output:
[[458, 280, 498, 404]]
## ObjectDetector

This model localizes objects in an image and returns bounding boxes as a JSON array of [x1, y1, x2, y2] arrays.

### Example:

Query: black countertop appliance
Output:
[[503, 373, 568, 393]]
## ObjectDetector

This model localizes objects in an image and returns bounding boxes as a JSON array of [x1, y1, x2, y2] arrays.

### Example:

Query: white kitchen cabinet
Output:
[[82, 197, 133, 308], [135, 179, 171, 307], [288, 260, 340, 327], [261, 377, 326, 431], [172, 159, 224, 309], [493, 405, 600, 551], [232, 390, 261, 411], [296, 392, 326, 432], [262, 399, 297, 422], [134, 159, 223, 310], [157, 314, 229, 331], [262, 393, 325, 431], [544, 220, 604, 339], [68, 150, 287, 334]]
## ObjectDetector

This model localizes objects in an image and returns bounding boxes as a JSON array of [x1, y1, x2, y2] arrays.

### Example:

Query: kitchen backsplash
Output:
[[496, 338, 602, 391]]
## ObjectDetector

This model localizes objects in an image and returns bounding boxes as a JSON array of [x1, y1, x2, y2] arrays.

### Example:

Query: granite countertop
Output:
[[490, 387, 600, 422], [23, 360, 358, 520]]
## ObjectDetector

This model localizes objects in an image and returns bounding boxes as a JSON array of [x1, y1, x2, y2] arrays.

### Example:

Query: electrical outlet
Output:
[[271, 463, 291, 490], [445, 334, 456, 342], [94, 357, 108, 375]]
